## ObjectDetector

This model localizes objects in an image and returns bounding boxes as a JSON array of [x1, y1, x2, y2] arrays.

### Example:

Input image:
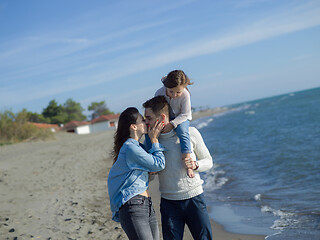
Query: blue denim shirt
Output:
[[107, 138, 165, 222]]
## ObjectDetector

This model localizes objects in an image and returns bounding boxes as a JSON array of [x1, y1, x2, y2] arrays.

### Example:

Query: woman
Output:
[[107, 107, 165, 240]]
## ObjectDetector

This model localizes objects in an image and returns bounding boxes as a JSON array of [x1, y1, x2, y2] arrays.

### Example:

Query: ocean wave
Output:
[[195, 118, 214, 129], [272, 93, 295, 105], [254, 193, 262, 201], [193, 104, 254, 128], [265, 231, 282, 239], [245, 110, 255, 115], [261, 205, 298, 231], [232, 104, 252, 112], [203, 163, 229, 190], [221, 104, 253, 116]]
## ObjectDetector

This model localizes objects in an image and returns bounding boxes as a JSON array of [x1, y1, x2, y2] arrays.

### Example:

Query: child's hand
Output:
[[163, 122, 174, 132], [187, 168, 195, 178]]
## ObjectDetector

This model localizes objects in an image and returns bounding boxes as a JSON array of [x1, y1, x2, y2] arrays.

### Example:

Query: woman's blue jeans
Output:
[[119, 195, 160, 240]]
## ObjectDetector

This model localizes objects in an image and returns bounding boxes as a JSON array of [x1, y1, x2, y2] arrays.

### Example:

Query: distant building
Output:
[[63, 114, 120, 134], [62, 121, 90, 133], [30, 122, 60, 132]]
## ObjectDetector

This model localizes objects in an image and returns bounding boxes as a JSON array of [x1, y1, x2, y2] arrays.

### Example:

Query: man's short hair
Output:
[[143, 96, 170, 117]]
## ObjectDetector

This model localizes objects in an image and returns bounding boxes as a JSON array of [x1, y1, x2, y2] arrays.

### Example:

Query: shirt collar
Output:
[[126, 138, 140, 145], [159, 129, 176, 139]]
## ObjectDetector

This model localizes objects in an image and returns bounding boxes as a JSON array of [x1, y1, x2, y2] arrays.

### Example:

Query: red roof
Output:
[[62, 120, 90, 130], [91, 114, 120, 124], [59, 114, 120, 132], [30, 122, 60, 130]]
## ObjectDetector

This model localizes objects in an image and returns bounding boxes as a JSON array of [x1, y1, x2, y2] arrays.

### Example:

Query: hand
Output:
[[184, 157, 196, 170], [149, 172, 158, 175], [148, 120, 165, 143], [162, 123, 174, 132]]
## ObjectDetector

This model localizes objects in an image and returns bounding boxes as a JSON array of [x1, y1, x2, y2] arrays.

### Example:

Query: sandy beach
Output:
[[0, 111, 265, 240]]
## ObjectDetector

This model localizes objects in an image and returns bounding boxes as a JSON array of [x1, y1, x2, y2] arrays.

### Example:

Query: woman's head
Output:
[[161, 70, 193, 98], [112, 107, 145, 163]]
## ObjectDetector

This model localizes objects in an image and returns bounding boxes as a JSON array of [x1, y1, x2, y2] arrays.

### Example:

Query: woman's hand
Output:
[[148, 120, 165, 143]]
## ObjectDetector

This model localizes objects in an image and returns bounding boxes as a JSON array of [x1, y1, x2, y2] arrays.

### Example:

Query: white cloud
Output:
[[1, 1, 320, 109], [88, 1, 320, 85]]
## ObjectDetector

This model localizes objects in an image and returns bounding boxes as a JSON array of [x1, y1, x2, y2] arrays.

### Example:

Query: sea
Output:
[[191, 87, 320, 239]]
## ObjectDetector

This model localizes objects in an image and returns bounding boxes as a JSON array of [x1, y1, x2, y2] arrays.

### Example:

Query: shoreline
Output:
[[149, 176, 265, 240], [0, 108, 265, 239], [192, 107, 229, 121]]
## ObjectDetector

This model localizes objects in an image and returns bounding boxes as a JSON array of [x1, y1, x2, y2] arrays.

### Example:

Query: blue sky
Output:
[[1, 0, 319, 116]]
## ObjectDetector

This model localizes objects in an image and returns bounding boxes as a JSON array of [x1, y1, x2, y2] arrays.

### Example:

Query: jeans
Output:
[[119, 195, 160, 240], [160, 194, 212, 240], [144, 120, 191, 154], [175, 120, 192, 154]]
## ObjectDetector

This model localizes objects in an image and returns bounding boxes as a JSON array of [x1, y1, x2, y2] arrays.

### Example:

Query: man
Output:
[[143, 96, 213, 240]]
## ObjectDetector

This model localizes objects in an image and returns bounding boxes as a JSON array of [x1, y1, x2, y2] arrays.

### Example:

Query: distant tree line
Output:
[[0, 109, 53, 145], [0, 99, 114, 145], [24, 99, 114, 125]]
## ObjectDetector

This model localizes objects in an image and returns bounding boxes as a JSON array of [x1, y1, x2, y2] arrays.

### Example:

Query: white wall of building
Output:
[[75, 120, 118, 134], [90, 121, 111, 133], [76, 125, 91, 134]]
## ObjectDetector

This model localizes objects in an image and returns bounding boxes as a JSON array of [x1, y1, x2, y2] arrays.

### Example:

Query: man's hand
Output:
[[184, 157, 197, 170]]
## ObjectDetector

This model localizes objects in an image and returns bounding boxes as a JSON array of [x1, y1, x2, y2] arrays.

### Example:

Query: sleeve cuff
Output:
[[148, 142, 165, 153], [170, 120, 177, 129], [194, 161, 200, 171]]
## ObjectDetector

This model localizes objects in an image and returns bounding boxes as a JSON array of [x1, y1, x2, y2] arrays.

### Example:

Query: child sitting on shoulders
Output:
[[155, 70, 196, 178]]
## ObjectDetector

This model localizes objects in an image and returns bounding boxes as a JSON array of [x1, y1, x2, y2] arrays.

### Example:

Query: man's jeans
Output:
[[119, 195, 159, 240], [160, 194, 213, 240]]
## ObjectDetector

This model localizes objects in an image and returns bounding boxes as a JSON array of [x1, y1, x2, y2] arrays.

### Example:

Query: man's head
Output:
[[143, 96, 170, 128]]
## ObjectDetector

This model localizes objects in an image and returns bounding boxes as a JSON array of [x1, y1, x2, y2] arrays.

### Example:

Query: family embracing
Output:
[[108, 70, 213, 240]]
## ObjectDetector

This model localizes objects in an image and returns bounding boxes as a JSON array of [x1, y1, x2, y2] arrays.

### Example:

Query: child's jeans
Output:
[[144, 120, 191, 154], [175, 120, 192, 154]]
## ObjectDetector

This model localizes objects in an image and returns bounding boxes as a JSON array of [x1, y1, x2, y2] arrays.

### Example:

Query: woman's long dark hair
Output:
[[112, 107, 139, 164]]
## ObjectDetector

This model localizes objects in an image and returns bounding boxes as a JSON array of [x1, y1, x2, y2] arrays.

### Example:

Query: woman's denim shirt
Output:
[[107, 138, 165, 222]]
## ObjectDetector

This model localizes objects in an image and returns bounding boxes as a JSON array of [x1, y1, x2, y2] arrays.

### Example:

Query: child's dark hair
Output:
[[112, 107, 139, 164], [161, 70, 194, 89]]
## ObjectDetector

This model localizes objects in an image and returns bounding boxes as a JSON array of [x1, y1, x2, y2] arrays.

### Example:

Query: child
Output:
[[155, 70, 195, 178]]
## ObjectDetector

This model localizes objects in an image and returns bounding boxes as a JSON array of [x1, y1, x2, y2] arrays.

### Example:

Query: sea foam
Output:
[[203, 163, 228, 191], [261, 205, 297, 231], [195, 118, 213, 130]]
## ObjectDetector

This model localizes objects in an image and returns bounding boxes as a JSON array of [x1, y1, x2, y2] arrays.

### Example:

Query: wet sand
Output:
[[0, 110, 265, 239]]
